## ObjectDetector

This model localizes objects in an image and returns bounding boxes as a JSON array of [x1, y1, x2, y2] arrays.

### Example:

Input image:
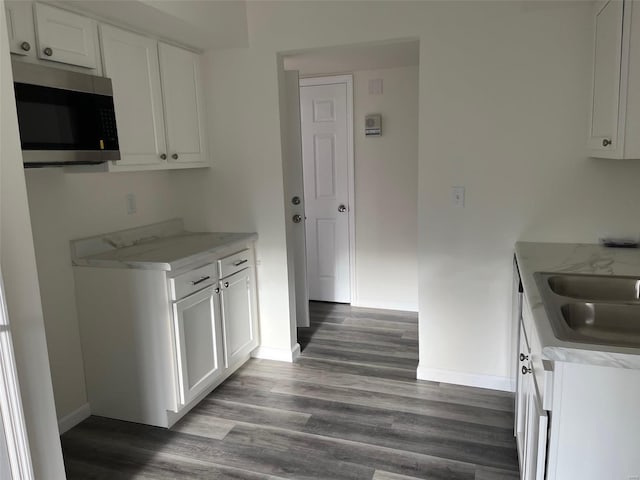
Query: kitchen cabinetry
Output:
[[172, 283, 223, 407], [514, 260, 549, 480], [100, 25, 208, 171], [34, 3, 98, 69], [588, 0, 640, 158], [513, 246, 640, 479], [220, 268, 258, 369], [73, 237, 259, 428], [5, 1, 35, 57], [5, 2, 100, 70]]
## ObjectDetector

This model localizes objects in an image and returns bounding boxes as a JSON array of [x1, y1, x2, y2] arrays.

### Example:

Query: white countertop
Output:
[[71, 219, 257, 271], [515, 241, 640, 369]]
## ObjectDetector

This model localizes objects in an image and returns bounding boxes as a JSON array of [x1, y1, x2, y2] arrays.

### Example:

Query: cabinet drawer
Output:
[[169, 263, 217, 300], [218, 249, 252, 278]]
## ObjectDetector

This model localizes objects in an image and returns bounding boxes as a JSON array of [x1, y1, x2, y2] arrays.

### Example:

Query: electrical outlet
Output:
[[451, 186, 465, 208], [126, 193, 137, 215]]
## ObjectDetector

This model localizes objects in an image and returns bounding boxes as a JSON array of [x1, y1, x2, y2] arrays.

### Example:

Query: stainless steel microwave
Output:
[[12, 61, 120, 167]]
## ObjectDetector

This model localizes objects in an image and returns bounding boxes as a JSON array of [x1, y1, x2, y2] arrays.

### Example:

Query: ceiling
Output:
[[283, 40, 420, 76], [53, 0, 249, 50]]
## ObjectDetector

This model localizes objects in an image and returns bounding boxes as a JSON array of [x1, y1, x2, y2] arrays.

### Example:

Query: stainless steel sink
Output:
[[547, 273, 640, 302], [534, 272, 640, 348], [560, 302, 640, 347]]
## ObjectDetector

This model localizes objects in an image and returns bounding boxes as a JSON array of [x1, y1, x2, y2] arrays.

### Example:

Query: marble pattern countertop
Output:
[[515, 242, 640, 369], [71, 219, 257, 271]]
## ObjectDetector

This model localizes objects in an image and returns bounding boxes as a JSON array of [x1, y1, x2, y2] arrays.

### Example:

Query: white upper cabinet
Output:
[[100, 25, 167, 169], [100, 25, 208, 171], [589, 0, 640, 159], [159, 43, 207, 166], [4, 1, 36, 57], [34, 3, 98, 69], [588, 0, 623, 155]]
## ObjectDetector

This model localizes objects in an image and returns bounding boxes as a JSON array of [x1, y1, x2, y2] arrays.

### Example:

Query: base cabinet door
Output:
[[523, 374, 548, 480], [220, 269, 258, 368], [172, 286, 223, 407]]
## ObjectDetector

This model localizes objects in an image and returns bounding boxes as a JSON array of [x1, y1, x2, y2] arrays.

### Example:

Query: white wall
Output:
[[24, 169, 188, 419], [352, 66, 418, 311], [184, 0, 640, 390], [0, 2, 66, 476]]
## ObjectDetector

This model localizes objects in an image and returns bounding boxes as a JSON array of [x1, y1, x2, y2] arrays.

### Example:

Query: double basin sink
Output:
[[534, 272, 640, 348]]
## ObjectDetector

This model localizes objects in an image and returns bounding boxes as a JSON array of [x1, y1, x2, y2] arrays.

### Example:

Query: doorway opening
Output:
[[279, 39, 420, 353]]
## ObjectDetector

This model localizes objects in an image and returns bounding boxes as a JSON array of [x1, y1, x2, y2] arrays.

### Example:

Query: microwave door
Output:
[[14, 83, 119, 165]]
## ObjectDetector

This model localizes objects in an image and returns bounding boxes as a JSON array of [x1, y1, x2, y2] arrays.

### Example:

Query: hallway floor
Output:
[[61, 302, 519, 479]]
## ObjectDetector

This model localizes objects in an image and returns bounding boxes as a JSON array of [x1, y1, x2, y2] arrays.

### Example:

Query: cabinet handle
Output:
[[43, 47, 53, 57], [214, 287, 220, 294], [521, 365, 531, 375], [602, 138, 612, 147], [233, 259, 248, 267], [20, 41, 31, 52], [224, 281, 229, 288], [191, 275, 210, 286], [519, 353, 529, 362], [172, 153, 179, 160], [160, 153, 167, 160]]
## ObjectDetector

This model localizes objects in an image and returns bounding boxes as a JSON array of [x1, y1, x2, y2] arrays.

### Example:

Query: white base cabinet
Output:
[[172, 285, 224, 408], [74, 242, 259, 428], [220, 268, 258, 369], [514, 257, 640, 479]]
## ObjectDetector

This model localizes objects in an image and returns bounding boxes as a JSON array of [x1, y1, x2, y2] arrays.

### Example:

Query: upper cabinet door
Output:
[[158, 43, 207, 165], [100, 25, 167, 168], [34, 3, 97, 68], [588, 0, 624, 154], [5, 1, 36, 57]]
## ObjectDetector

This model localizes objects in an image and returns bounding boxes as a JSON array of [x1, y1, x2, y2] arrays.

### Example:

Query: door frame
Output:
[[299, 74, 357, 305], [0, 275, 34, 480]]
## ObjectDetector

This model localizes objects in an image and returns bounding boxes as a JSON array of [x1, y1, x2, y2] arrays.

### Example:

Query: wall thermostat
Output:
[[365, 114, 382, 137]]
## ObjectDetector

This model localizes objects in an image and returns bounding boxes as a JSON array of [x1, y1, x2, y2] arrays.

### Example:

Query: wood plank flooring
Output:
[[61, 301, 519, 479]]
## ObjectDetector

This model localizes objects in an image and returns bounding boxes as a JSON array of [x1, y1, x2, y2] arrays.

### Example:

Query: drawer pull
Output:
[[233, 259, 248, 267], [191, 276, 211, 286]]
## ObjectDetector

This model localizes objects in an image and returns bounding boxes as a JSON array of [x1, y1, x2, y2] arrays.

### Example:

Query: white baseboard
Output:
[[252, 343, 300, 363], [351, 299, 418, 312], [58, 403, 91, 434], [417, 364, 515, 392]]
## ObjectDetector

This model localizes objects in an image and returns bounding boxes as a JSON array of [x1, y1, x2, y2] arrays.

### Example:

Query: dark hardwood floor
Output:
[[61, 301, 519, 479]]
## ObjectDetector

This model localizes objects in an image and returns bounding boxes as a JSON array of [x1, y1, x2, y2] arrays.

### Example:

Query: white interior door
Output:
[[282, 70, 310, 327], [300, 78, 352, 304]]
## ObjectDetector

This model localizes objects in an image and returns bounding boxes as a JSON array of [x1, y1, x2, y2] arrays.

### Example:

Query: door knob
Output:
[[522, 365, 531, 375], [519, 353, 528, 362], [338, 204, 347, 213], [159, 153, 167, 160], [21, 41, 31, 52], [602, 138, 612, 147], [291, 196, 301, 205], [293, 214, 302, 224], [171, 153, 179, 160], [43, 47, 53, 57]]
